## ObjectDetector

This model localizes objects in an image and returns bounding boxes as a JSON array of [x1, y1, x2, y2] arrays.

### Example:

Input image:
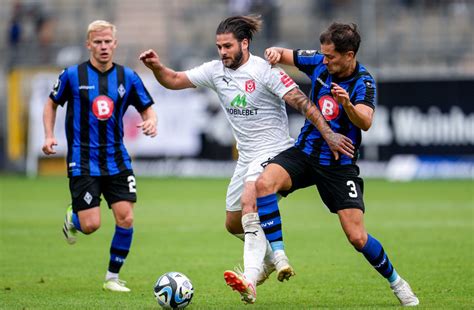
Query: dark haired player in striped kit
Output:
[[258, 22, 419, 306], [42, 20, 157, 292]]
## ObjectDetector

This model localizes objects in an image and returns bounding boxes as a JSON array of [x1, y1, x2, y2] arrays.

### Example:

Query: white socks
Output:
[[264, 240, 276, 266], [242, 212, 267, 284], [105, 271, 119, 281]]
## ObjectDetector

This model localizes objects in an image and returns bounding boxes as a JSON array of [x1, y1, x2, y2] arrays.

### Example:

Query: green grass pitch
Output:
[[1, 176, 473, 309]]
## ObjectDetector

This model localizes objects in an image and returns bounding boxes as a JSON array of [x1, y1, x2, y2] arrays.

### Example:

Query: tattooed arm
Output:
[[282, 87, 355, 159]]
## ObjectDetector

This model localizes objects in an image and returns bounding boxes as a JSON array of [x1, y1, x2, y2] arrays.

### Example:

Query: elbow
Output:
[[360, 121, 372, 131]]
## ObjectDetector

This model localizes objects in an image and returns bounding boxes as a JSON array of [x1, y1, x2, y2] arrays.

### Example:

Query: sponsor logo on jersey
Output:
[[230, 94, 247, 108], [227, 94, 258, 116], [92, 95, 114, 121], [79, 85, 95, 90], [279, 71, 295, 87], [318, 95, 340, 121], [245, 79, 256, 93]]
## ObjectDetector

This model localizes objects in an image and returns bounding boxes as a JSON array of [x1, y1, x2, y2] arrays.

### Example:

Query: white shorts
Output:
[[225, 152, 276, 212]]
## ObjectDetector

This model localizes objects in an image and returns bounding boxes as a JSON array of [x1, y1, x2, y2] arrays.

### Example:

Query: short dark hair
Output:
[[216, 15, 262, 43], [319, 22, 361, 55]]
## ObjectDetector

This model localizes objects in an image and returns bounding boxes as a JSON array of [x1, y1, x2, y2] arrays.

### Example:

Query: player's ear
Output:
[[345, 50, 355, 60], [241, 38, 249, 51]]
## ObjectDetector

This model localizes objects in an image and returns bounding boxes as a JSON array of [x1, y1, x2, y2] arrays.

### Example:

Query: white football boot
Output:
[[391, 278, 419, 306], [103, 278, 131, 292], [274, 251, 295, 282]]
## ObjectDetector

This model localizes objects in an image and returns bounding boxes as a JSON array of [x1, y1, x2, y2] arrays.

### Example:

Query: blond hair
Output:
[[87, 20, 116, 39]]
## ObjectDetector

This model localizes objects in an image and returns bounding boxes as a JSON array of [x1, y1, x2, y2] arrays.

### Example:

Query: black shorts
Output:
[[69, 170, 137, 212], [271, 147, 365, 213]]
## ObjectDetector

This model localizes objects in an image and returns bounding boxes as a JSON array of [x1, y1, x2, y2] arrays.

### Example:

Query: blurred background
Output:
[[1, 0, 473, 180]]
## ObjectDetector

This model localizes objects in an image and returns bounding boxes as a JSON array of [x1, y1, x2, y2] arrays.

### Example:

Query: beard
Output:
[[224, 46, 244, 70]]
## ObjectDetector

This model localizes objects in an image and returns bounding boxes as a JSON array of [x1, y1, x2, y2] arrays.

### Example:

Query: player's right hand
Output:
[[139, 49, 162, 70], [264, 47, 281, 65], [42, 138, 58, 155], [326, 132, 355, 160]]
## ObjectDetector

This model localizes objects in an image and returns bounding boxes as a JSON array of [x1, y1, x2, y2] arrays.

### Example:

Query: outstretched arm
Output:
[[264, 47, 295, 66], [139, 49, 195, 90], [283, 88, 355, 159], [42, 98, 59, 155]]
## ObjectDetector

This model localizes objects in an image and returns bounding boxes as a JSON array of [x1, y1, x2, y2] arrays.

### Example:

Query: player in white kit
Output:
[[140, 15, 354, 304]]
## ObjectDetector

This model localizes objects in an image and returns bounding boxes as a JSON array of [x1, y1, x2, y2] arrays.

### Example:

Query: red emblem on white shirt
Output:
[[245, 80, 256, 93]]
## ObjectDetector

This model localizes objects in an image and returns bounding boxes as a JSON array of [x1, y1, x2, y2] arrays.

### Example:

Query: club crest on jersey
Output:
[[92, 95, 114, 121], [245, 79, 256, 93], [318, 95, 340, 121], [118, 83, 126, 98]]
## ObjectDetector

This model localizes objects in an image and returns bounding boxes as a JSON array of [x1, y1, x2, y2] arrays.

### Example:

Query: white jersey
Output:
[[185, 54, 296, 162]]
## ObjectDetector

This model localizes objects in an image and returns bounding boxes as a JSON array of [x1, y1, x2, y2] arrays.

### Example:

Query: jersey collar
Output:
[[332, 62, 360, 83], [87, 60, 116, 75]]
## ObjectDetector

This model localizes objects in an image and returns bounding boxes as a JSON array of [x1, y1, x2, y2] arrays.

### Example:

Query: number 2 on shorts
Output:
[[128, 175, 137, 193]]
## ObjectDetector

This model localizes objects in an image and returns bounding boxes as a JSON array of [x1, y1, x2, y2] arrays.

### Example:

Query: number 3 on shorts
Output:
[[127, 175, 137, 193], [346, 180, 358, 198]]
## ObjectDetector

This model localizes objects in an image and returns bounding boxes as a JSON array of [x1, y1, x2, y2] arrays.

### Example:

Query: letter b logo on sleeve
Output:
[[92, 95, 114, 121]]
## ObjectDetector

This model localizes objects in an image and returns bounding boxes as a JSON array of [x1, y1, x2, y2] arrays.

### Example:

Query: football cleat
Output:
[[103, 278, 131, 292], [224, 270, 256, 304], [256, 260, 276, 286], [274, 252, 295, 282], [391, 278, 419, 306], [62, 205, 77, 245]]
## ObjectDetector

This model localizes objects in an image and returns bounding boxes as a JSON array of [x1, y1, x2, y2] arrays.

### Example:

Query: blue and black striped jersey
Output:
[[293, 49, 376, 166], [50, 61, 154, 177]]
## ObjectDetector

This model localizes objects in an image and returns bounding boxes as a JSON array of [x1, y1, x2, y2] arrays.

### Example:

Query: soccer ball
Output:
[[154, 272, 194, 309]]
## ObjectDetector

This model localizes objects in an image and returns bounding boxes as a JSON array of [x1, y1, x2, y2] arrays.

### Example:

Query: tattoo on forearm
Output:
[[285, 88, 332, 135]]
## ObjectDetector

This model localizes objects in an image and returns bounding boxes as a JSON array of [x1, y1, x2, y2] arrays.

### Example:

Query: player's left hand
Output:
[[331, 83, 351, 108], [137, 119, 157, 137]]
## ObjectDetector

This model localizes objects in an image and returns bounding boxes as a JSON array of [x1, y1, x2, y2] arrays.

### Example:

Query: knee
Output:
[[81, 219, 101, 234], [347, 232, 368, 250], [116, 215, 134, 228], [255, 174, 275, 196]]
